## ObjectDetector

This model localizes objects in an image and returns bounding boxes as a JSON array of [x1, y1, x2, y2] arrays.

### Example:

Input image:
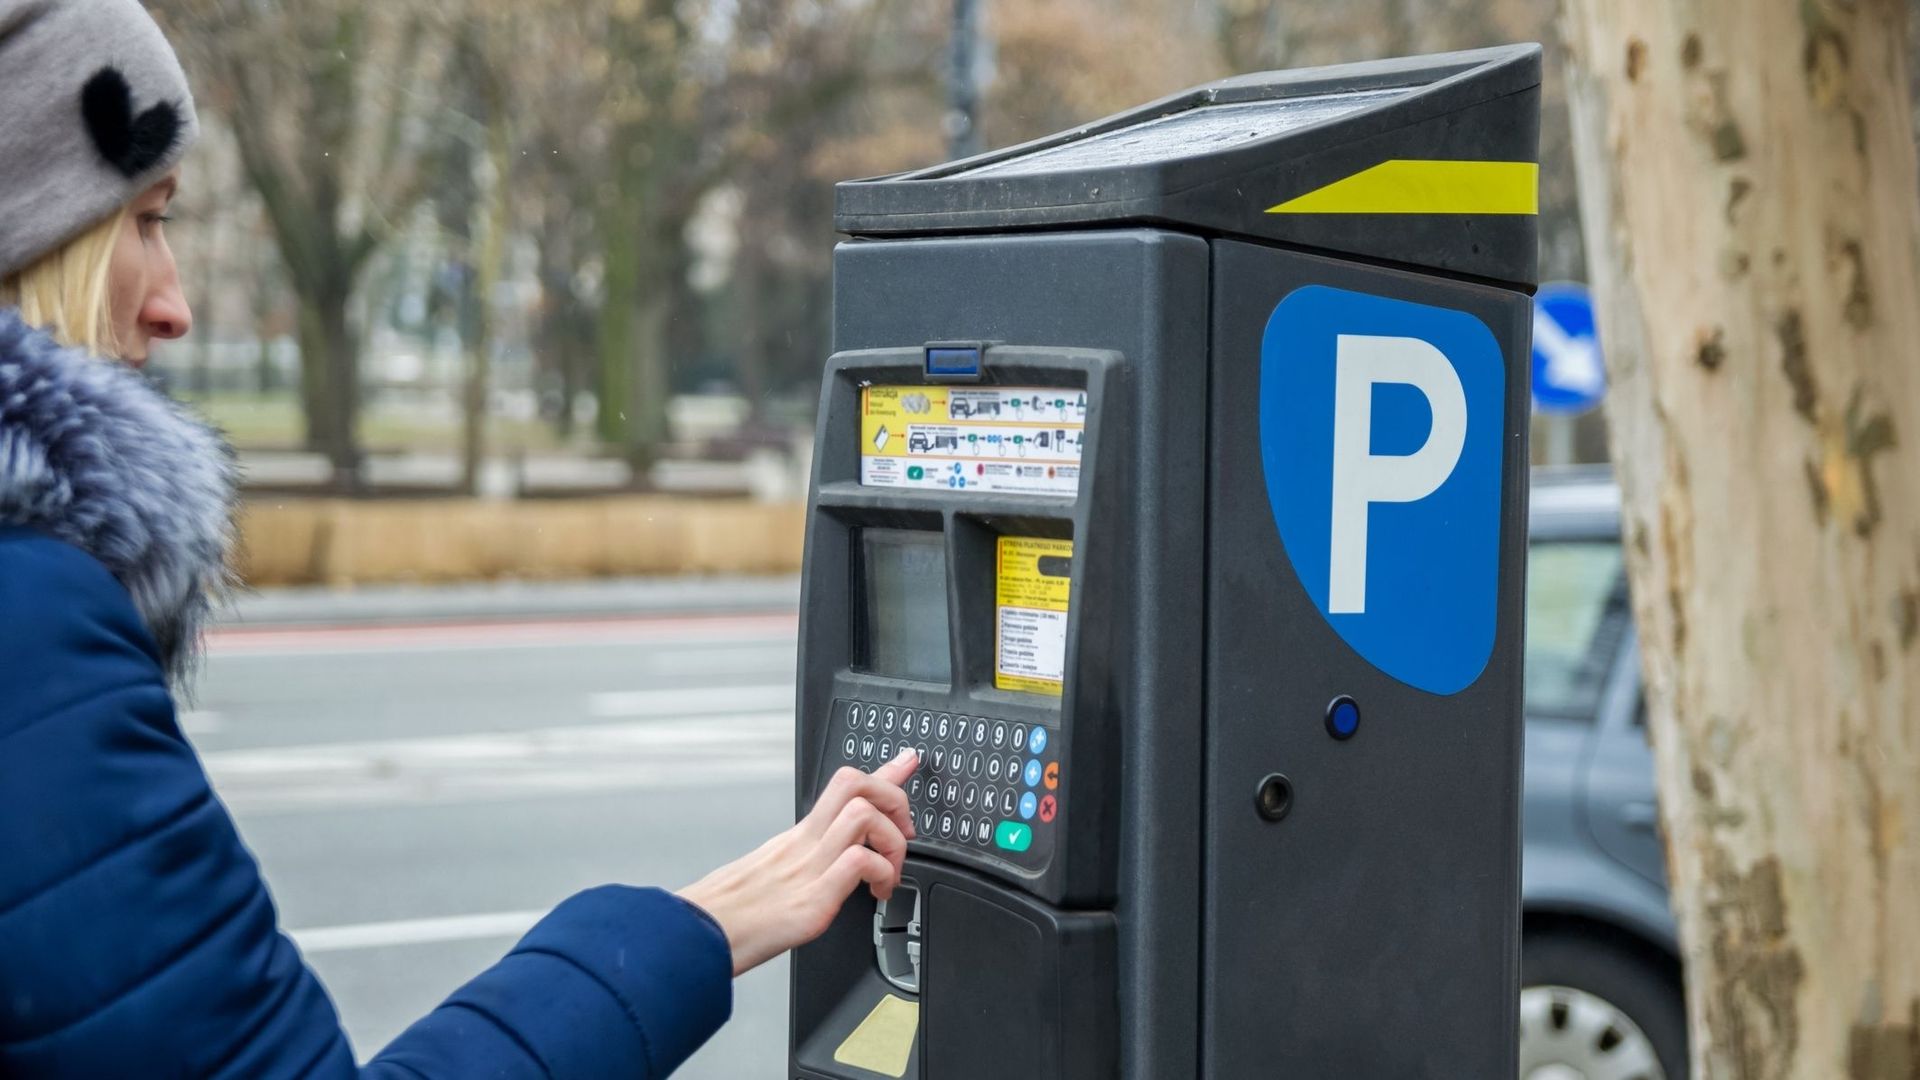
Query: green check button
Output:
[[994, 820, 1032, 852]]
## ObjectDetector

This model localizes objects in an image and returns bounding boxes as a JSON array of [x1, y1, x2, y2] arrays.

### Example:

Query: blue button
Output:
[[1028, 726, 1048, 754], [1019, 792, 1038, 820], [1023, 759, 1043, 787], [1326, 696, 1361, 741]]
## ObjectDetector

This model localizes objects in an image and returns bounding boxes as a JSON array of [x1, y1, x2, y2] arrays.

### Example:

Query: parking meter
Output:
[[791, 45, 1539, 1079]]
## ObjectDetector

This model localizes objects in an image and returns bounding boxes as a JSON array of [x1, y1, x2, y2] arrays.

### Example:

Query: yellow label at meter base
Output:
[[833, 993, 919, 1077], [996, 536, 1073, 695]]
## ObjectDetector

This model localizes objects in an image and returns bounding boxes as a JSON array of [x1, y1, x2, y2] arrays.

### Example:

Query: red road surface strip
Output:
[[206, 612, 800, 656]]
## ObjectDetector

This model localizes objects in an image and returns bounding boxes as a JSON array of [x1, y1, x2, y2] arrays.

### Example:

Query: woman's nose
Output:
[[141, 279, 193, 341]]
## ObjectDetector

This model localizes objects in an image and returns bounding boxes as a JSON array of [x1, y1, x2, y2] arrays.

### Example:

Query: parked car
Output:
[[1520, 467, 1688, 1079]]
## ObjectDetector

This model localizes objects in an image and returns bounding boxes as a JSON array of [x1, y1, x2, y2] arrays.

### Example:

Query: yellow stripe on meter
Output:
[[1265, 160, 1539, 215]]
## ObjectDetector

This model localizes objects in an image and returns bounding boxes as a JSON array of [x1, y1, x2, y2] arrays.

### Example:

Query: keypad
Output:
[[829, 699, 1061, 863]]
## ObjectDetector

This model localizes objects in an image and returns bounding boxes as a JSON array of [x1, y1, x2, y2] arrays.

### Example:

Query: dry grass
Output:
[[235, 496, 805, 587]]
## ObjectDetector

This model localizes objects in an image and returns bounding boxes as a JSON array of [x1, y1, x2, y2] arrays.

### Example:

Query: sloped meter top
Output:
[[835, 44, 1543, 289]]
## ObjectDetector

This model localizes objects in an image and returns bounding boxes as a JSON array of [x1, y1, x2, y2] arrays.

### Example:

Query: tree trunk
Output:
[[256, 334, 276, 397], [627, 289, 672, 475], [733, 244, 769, 410], [295, 299, 331, 454], [534, 197, 581, 441], [462, 117, 511, 497], [296, 282, 362, 494], [594, 171, 681, 473], [595, 193, 640, 451], [1561, 2, 1920, 1077]]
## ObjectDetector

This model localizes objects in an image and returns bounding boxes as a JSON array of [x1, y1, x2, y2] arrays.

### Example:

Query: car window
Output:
[[1525, 540, 1629, 721]]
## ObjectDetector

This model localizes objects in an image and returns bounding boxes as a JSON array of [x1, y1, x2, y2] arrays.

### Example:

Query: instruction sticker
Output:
[[860, 385, 1085, 496], [995, 536, 1073, 695]]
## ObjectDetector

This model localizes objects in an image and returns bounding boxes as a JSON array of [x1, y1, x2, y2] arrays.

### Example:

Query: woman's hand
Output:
[[678, 747, 920, 977]]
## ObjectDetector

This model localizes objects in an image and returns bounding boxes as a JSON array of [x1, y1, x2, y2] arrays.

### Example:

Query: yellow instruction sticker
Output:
[[995, 536, 1073, 695], [833, 993, 919, 1077], [860, 385, 1085, 496]]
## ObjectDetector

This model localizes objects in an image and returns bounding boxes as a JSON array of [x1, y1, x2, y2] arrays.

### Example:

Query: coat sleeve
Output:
[[0, 534, 732, 1079]]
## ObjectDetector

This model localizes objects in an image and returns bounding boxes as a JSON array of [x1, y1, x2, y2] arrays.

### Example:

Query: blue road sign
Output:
[[1259, 285, 1506, 696], [1531, 282, 1605, 415]]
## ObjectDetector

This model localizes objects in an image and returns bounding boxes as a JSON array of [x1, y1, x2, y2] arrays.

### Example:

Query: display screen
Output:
[[860, 529, 951, 683]]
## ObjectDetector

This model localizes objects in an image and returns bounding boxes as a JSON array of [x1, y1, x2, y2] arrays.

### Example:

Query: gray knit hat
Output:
[[0, 0, 199, 280]]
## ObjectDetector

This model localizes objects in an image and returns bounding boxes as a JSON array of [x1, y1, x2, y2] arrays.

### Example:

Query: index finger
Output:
[[872, 745, 920, 787], [808, 751, 918, 838]]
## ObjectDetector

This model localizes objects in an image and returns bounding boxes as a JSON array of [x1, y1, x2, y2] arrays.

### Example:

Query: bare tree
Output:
[[1562, 1, 1920, 1076], [158, 1, 451, 490]]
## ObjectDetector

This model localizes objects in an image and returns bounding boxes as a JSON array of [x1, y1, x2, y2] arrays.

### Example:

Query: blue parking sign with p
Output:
[[1259, 286, 1506, 696]]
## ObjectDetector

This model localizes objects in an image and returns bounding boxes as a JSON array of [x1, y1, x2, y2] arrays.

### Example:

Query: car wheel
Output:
[[1520, 932, 1687, 1080]]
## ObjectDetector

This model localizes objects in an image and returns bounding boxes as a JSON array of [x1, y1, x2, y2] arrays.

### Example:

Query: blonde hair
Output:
[[0, 207, 127, 356]]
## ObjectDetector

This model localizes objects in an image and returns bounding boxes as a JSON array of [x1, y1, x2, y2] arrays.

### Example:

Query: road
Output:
[[196, 578, 805, 1077]]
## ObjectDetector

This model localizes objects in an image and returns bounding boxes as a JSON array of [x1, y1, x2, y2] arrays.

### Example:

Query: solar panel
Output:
[[949, 89, 1413, 178]]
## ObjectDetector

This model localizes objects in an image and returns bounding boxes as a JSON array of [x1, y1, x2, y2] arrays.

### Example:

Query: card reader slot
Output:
[[874, 884, 923, 994]]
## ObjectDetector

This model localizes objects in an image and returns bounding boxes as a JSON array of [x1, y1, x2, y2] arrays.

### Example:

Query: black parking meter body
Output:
[[791, 46, 1540, 1079]]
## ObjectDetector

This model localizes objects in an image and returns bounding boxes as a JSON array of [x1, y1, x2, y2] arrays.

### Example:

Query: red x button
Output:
[[1038, 794, 1057, 823]]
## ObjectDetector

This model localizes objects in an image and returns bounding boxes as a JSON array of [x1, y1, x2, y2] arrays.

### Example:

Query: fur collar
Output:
[[0, 308, 235, 680]]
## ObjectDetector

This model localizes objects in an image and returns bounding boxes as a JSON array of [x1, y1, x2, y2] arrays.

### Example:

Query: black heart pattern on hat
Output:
[[80, 66, 183, 179]]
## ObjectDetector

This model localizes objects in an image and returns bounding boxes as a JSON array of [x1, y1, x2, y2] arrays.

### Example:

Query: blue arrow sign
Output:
[[1531, 282, 1605, 415]]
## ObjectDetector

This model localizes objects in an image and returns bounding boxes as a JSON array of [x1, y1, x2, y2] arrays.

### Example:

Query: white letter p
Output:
[[1328, 334, 1467, 614]]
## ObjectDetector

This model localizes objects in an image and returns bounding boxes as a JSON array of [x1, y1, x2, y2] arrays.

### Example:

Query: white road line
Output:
[[588, 684, 792, 718], [289, 910, 545, 954], [206, 614, 798, 658], [204, 711, 792, 776], [203, 710, 796, 812], [627, 644, 797, 678], [225, 756, 794, 814]]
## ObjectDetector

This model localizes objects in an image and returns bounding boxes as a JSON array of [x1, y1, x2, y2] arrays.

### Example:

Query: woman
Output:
[[0, 2, 916, 1076]]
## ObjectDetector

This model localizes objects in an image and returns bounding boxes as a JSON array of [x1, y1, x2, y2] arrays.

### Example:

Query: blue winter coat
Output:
[[0, 310, 733, 1077]]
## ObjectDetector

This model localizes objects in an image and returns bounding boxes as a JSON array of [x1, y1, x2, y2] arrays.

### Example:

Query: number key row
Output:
[[844, 702, 1038, 753]]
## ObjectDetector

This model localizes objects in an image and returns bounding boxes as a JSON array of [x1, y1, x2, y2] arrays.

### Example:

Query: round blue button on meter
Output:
[[1019, 792, 1038, 820], [1326, 696, 1361, 741], [1023, 759, 1044, 787], [1028, 726, 1048, 754]]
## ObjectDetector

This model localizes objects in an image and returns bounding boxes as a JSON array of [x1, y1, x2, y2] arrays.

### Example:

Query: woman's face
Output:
[[108, 171, 192, 367]]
